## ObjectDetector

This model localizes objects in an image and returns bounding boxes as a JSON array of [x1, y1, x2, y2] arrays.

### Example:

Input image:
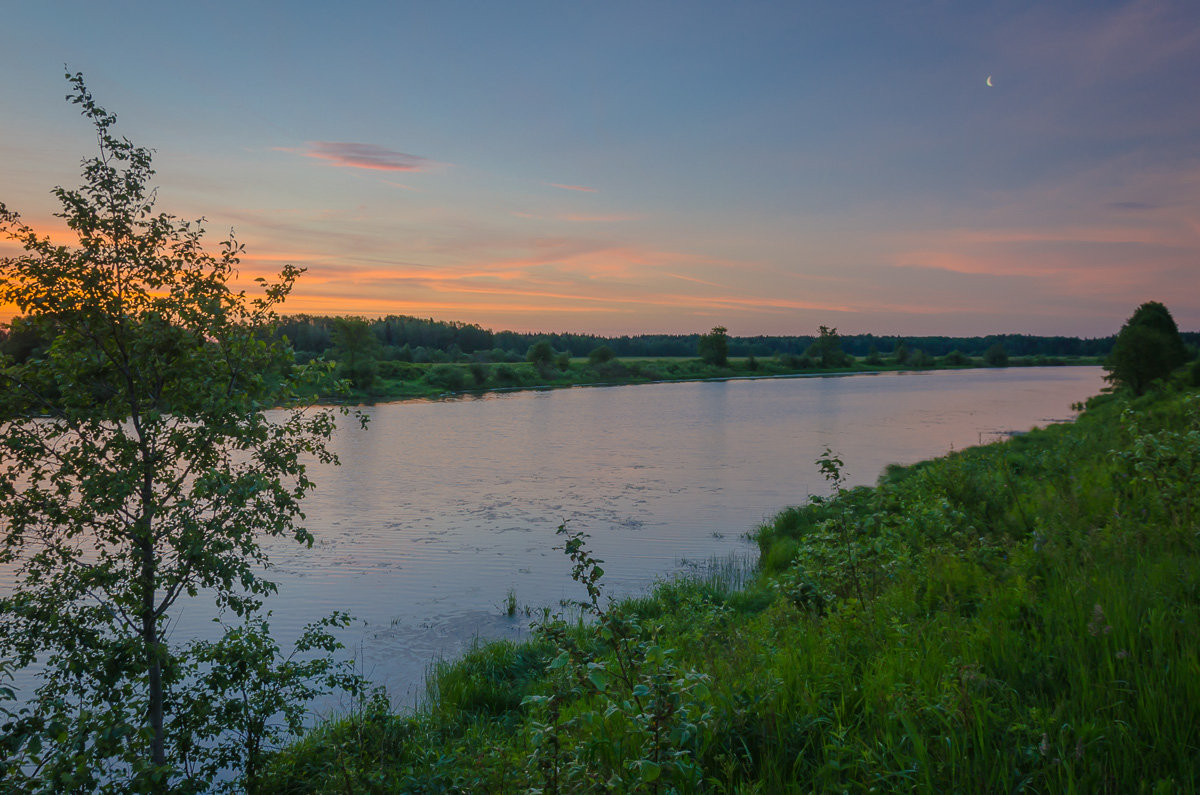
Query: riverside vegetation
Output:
[[0, 313, 1110, 406], [295, 321, 1099, 401], [258, 372, 1200, 791]]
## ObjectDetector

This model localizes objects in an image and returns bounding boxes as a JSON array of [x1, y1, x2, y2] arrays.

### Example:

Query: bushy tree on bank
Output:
[[331, 316, 380, 390], [985, 342, 1009, 367], [1104, 301, 1188, 395], [697, 325, 729, 366], [0, 74, 361, 791], [805, 325, 851, 368], [526, 339, 557, 377]]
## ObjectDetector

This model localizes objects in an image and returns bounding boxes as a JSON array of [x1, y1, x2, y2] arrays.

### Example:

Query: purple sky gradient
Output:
[[2, 1, 1198, 337]]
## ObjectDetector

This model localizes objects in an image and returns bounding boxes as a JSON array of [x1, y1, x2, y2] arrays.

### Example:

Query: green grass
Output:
[[332, 354, 1103, 404], [259, 380, 1198, 793]]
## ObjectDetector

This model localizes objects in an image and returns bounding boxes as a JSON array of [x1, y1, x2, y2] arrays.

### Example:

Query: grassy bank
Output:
[[335, 354, 1102, 403], [260, 382, 1199, 792]]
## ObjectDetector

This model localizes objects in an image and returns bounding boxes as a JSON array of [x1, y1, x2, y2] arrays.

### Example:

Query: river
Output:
[[4, 366, 1106, 710], [227, 366, 1105, 707]]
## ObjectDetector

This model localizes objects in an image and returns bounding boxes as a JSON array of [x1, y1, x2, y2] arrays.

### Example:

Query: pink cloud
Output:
[[546, 183, 597, 193], [299, 142, 432, 172], [511, 211, 639, 223], [561, 213, 638, 223]]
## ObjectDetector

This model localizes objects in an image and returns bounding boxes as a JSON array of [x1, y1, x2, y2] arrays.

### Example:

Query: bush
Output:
[[377, 360, 424, 380], [908, 349, 934, 368], [1105, 301, 1188, 395], [494, 363, 520, 385], [425, 364, 465, 391], [526, 340, 554, 367], [984, 343, 1009, 367], [588, 345, 615, 365]]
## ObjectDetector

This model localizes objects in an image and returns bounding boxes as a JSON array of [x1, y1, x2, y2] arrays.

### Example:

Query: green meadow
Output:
[[334, 353, 1101, 403], [259, 376, 1200, 793]]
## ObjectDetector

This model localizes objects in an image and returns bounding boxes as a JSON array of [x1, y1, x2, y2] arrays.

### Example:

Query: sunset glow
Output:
[[2, 2, 1198, 337]]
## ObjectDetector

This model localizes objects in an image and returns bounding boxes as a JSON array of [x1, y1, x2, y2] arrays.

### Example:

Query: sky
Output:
[[2, 1, 1199, 338]]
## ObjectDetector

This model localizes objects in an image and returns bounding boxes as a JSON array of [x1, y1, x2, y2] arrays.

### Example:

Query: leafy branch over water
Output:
[[0, 73, 364, 792]]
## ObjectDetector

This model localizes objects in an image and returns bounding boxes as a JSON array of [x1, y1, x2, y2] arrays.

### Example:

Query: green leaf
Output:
[[637, 760, 661, 782], [587, 669, 611, 692]]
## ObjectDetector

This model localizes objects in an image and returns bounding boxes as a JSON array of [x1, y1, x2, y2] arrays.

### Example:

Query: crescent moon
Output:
[[986, 75, 993, 87]]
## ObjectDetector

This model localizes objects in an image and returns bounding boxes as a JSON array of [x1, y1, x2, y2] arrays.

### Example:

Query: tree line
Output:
[[10, 308, 1196, 370], [51, 315, 1159, 364]]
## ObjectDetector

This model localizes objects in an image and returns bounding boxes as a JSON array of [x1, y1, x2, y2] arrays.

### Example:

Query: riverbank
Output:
[[260, 379, 1200, 791], [335, 353, 1102, 403]]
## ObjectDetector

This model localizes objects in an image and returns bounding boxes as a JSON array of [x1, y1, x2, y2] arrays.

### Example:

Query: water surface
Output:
[[216, 366, 1104, 705], [2, 367, 1105, 708]]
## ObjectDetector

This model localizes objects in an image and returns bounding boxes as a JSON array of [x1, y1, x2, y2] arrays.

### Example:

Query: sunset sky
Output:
[[2, 1, 1198, 337]]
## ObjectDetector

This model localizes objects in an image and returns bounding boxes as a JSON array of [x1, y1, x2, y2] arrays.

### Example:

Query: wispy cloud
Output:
[[295, 142, 433, 172], [1107, 200, 1161, 212], [511, 211, 639, 223], [561, 213, 638, 223], [546, 182, 598, 193]]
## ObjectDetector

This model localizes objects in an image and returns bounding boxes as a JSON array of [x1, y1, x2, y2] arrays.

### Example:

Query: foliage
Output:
[[697, 326, 729, 367], [1104, 301, 1188, 395], [908, 348, 935, 368], [0, 73, 361, 791], [169, 613, 364, 792], [1116, 396, 1200, 528], [526, 339, 559, 378], [352, 345, 1102, 404], [984, 342, 1009, 367], [330, 316, 380, 390], [522, 525, 714, 793], [468, 360, 488, 387], [940, 349, 970, 366], [588, 345, 616, 365], [805, 325, 852, 368], [274, 313, 1131, 363], [425, 362, 466, 391], [527, 339, 556, 367]]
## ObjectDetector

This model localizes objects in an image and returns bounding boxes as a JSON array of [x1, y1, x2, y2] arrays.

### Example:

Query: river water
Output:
[[6, 367, 1106, 710]]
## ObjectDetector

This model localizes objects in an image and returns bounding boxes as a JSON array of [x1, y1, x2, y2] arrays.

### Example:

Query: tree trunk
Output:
[[137, 454, 166, 773], [143, 595, 166, 771]]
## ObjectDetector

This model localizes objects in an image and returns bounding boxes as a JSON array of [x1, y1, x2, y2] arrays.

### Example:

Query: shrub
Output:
[[588, 345, 615, 365], [425, 364, 466, 391]]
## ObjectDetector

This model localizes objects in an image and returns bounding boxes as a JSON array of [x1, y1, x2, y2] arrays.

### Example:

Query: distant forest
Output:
[[273, 314, 1198, 364], [5, 312, 1197, 367]]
